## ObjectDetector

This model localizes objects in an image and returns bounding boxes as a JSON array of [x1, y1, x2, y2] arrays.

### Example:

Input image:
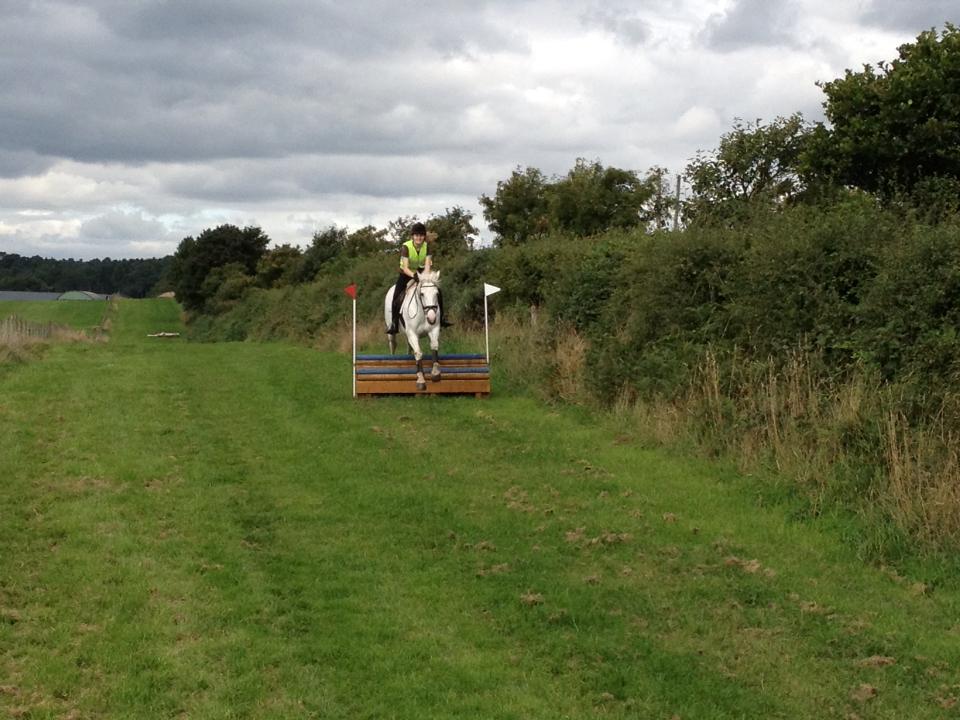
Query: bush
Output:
[[857, 218, 960, 391]]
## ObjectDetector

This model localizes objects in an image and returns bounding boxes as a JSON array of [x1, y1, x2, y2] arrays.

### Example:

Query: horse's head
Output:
[[417, 270, 440, 326]]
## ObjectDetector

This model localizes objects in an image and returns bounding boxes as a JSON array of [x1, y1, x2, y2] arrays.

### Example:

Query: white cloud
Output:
[[674, 106, 723, 139]]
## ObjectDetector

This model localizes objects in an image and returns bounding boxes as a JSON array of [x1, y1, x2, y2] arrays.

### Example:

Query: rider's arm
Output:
[[423, 255, 433, 273]]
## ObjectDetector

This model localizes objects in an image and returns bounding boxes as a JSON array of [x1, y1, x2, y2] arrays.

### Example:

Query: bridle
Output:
[[416, 279, 439, 316]]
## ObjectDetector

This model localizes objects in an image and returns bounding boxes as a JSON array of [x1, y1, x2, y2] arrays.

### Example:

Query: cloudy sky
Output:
[[0, 0, 954, 259]]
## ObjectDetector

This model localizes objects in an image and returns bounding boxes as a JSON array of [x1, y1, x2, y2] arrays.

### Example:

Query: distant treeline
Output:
[[0, 252, 172, 298]]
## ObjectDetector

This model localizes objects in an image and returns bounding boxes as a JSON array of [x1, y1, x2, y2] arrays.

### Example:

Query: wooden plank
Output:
[[356, 359, 488, 369], [357, 353, 485, 361], [356, 367, 489, 376], [358, 374, 489, 382]]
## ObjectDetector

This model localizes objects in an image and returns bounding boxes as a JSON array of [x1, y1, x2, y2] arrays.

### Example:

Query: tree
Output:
[[0, 252, 170, 297], [481, 162, 669, 243], [296, 226, 348, 282], [426, 207, 479, 260], [202, 262, 254, 314], [683, 114, 810, 226], [805, 24, 960, 206], [343, 225, 390, 258], [548, 158, 658, 236], [479, 166, 550, 247], [169, 224, 269, 311], [255, 244, 303, 288], [387, 215, 421, 246], [644, 166, 678, 231]]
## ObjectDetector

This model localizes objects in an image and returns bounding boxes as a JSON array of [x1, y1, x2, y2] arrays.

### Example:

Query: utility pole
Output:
[[655, 168, 663, 230], [673, 175, 681, 231]]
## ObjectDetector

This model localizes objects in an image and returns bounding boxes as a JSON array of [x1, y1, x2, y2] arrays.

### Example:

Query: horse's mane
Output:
[[418, 269, 440, 284]]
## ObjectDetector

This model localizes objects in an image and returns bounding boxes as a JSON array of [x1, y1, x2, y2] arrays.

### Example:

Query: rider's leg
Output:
[[438, 288, 453, 327], [388, 273, 407, 334]]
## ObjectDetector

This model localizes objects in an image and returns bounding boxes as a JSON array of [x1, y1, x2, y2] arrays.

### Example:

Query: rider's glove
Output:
[[413, 272, 419, 281]]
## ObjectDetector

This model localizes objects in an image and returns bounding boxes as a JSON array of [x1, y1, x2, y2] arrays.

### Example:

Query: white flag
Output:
[[484, 283, 501, 297]]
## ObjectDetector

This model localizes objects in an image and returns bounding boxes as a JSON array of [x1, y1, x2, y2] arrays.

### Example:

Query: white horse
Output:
[[383, 270, 442, 390]]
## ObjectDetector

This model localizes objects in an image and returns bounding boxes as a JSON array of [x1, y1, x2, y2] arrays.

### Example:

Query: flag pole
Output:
[[344, 283, 358, 398], [482, 283, 500, 368], [484, 292, 490, 367], [352, 295, 357, 398]]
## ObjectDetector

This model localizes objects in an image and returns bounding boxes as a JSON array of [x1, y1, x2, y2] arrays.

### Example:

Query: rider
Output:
[[387, 222, 451, 334]]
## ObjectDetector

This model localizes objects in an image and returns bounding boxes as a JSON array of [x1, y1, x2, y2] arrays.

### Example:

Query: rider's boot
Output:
[[388, 289, 404, 334], [387, 306, 401, 334]]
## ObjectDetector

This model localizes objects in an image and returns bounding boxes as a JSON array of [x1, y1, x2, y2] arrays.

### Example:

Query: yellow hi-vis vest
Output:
[[402, 239, 429, 270]]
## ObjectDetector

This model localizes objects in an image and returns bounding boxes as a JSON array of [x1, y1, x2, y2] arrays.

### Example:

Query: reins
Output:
[[418, 280, 439, 313]]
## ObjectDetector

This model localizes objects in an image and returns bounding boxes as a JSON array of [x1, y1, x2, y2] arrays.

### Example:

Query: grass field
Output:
[[0, 300, 109, 332], [2, 299, 959, 719]]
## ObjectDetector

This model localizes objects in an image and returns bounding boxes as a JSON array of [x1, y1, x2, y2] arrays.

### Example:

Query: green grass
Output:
[[1, 300, 959, 719], [0, 300, 109, 331]]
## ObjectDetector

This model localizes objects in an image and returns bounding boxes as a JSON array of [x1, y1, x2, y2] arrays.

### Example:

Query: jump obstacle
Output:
[[346, 281, 500, 398], [355, 353, 490, 397]]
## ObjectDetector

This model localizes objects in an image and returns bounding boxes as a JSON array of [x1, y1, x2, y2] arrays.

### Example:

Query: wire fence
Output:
[[0, 315, 88, 347], [0, 315, 55, 342]]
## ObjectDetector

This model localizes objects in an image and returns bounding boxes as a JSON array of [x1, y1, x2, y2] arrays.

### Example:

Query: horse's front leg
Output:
[[428, 327, 441, 382], [408, 331, 427, 391]]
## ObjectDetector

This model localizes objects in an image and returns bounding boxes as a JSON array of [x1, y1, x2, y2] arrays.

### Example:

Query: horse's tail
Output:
[[383, 285, 394, 329]]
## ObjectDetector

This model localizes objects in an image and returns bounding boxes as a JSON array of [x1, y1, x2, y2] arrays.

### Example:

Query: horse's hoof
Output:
[[416, 382, 427, 392], [431, 373, 441, 383]]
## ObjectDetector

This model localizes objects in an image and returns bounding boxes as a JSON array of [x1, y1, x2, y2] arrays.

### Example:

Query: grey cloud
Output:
[[99, 0, 529, 58], [861, 1, 957, 32], [159, 155, 504, 204], [0, 0, 531, 172], [701, 0, 800, 51], [0, 150, 56, 178], [78, 210, 167, 243], [581, 5, 651, 46]]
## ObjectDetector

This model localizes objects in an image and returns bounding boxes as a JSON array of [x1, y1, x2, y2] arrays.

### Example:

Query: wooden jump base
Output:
[[355, 353, 490, 397]]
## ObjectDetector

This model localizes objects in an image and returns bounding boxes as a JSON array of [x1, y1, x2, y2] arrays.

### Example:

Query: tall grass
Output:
[[477, 316, 960, 553], [884, 408, 960, 547], [0, 314, 99, 364]]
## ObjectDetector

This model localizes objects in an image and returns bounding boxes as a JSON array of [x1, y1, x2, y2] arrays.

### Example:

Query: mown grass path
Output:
[[2, 300, 959, 719]]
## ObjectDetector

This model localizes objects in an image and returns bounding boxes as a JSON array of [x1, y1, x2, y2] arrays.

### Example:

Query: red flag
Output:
[[344, 283, 357, 299]]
